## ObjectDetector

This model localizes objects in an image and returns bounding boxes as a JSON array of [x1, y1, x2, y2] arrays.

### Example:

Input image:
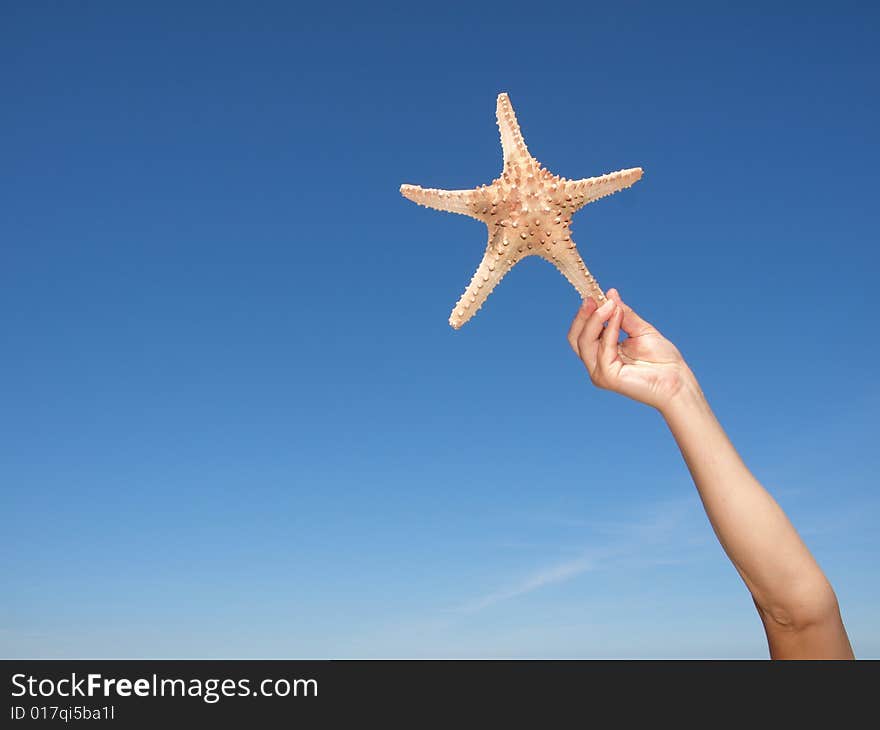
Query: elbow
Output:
[[759, 578, 842, 632]]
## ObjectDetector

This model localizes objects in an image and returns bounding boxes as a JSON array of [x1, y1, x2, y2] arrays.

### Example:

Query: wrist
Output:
[[657, 366, 708, 422]]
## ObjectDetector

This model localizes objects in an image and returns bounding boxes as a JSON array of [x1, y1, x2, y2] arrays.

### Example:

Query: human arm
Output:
[[566, 291, 853, 659]]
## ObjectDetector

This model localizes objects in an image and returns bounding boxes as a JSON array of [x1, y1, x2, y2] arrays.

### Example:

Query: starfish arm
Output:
[[449, 231, 514, 329], [562, 167, 643, 211], [496, 92, 530, 166], [400, 184, 488, 220], [541, 245, 607, 304]]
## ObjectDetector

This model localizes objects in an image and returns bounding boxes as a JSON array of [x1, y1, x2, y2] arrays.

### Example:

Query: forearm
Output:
[[660, 371, 838, 630]]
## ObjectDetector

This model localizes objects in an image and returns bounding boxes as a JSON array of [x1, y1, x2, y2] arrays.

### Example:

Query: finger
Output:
[[605, 288, 654, 337], [576, 298, 615, 375], [567, 297, 597, 355], [598, 303, 624, 373]]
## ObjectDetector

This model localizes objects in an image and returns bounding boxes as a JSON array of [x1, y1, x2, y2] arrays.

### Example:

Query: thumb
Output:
[[605, 288, 655, 337]]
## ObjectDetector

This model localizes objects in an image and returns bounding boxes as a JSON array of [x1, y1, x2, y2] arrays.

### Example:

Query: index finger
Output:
[[567, 297, 598, 356]]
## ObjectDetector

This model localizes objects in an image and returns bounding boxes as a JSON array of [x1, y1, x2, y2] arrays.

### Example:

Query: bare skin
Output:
[[567, 289, 854, 659]]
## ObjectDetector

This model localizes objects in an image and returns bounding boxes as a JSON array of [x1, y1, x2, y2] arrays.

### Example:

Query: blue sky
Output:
[[2, 1, 878, 658]]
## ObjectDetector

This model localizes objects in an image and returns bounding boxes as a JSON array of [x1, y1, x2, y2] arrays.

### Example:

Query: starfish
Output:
[[400, 92, 643, 329]]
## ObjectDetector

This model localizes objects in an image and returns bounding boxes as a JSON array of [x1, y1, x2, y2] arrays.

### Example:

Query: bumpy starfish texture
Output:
[[401, 92, 643, 329]]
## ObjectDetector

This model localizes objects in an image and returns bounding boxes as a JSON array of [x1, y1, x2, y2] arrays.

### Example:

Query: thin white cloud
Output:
[[458, 554, 596, 613], [457, 496, 702, 614]]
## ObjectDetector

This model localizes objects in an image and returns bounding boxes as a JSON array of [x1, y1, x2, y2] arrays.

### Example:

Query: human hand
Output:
[[566, 289, 697, 412]]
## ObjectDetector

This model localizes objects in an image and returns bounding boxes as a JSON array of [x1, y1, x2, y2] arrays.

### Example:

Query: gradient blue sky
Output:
[[2, 2, 878, 658]]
